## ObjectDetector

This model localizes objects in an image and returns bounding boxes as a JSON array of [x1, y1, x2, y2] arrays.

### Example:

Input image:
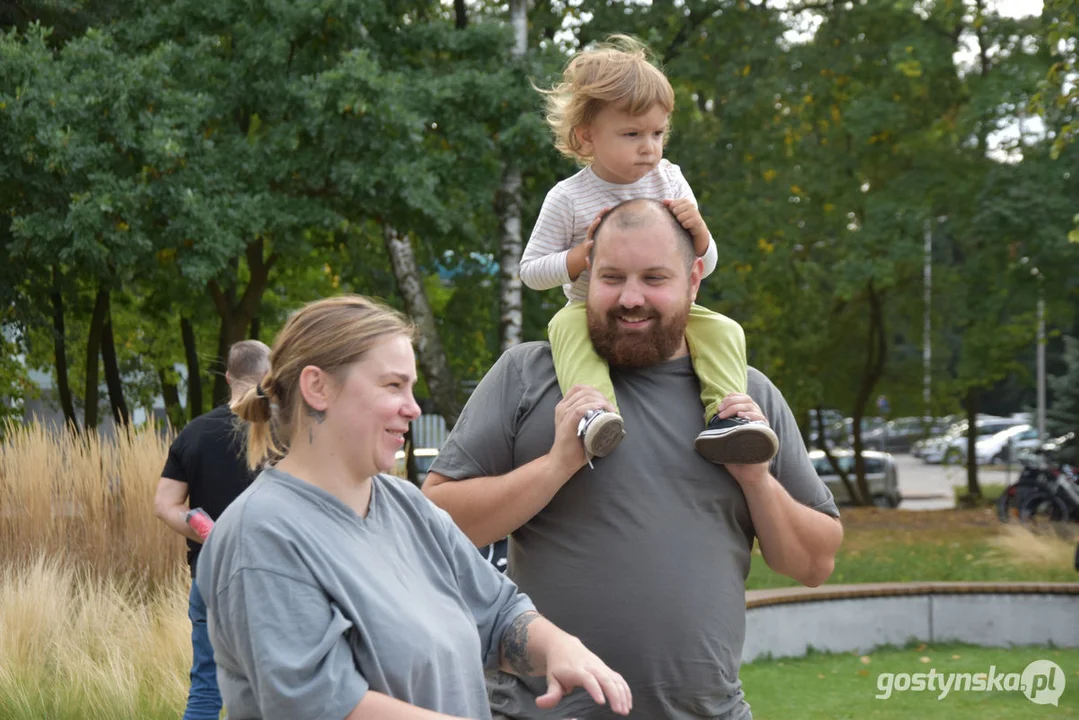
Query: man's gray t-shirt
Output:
[[195, 467, 535, 720], [431, 342, 839, 719]]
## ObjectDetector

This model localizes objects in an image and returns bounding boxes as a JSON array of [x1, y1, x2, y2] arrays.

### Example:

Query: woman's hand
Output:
[[534, 635, 632, 716]]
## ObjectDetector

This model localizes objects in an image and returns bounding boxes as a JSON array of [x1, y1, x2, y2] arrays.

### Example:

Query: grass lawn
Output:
[[742, 643, 1079, 719], [955, 482, 1008, 506], [744, 507, 1078, 717], [746, 506, 1079, 590]]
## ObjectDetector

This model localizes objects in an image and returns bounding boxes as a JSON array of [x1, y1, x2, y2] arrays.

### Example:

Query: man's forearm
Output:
[[156, 504, 202, 544], [423, 455, 574, 547], [739, 473, 842, 587]]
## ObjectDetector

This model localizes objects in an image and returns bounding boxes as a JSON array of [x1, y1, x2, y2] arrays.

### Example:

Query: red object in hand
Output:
[[186, 508, 215, 541]]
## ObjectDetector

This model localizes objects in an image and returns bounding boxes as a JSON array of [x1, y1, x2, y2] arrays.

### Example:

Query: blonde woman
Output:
[[196, 295, 632, 719], [521, 35, 777, 466]]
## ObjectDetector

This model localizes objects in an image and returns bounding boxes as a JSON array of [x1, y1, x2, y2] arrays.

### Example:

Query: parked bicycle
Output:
[[997, 433, 1079, 527], [1018, 462, 1079, 525], [996, 460, 1053, 522]]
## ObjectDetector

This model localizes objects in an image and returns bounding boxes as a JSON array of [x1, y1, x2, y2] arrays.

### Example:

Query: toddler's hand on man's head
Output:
[[663, 198, 700, 228], [663, 198, 708, 253], [585, 206, 611, 243]]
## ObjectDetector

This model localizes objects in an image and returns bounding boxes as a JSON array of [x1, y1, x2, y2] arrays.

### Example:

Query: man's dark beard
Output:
[[587, 302, 690, 368]]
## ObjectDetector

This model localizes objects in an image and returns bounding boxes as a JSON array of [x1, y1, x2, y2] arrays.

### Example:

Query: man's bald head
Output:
[[227, 340, 270, 384], [590, 198, 696, 271]]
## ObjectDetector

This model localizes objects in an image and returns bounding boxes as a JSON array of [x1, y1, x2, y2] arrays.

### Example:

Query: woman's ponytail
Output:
[[231, 377, 281, 470]]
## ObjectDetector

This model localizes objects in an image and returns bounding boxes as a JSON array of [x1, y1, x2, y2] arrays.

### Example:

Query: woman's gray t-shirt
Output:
[[196, 467, 535, 720]]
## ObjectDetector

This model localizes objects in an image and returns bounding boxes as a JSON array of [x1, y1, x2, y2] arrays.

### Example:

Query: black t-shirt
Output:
[[161, 404, 255, 575]]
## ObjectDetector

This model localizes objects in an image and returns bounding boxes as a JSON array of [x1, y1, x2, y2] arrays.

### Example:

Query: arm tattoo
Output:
[[501, 610, 540, 675]]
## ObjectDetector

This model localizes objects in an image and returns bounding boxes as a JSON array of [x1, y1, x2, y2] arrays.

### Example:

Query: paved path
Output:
[[895, 453, 1021, 511]]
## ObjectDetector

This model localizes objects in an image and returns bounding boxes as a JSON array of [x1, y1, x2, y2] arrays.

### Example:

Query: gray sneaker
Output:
[[578, 409, 626, 458], [694, 414, 778, 465]]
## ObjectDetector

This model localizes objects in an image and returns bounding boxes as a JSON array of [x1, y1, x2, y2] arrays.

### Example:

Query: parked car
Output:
[[974, 424, 1041, 465], [1041, 431, 1077, 465], [392, 447, 440, 482], [844, 416, 886, 447], [811, 416, 887, 450], [809, 449, 901, 508], [921, 416, 1026, 465], [910, 415, 961, 458], [1016, 431, 1078, 466], [917, 421, 972, 464], [861, 416, 935, 454], [806, 408, 848, 449]]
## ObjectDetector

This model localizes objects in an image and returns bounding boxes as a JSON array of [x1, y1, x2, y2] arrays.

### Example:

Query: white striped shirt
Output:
[[520, 159, 718, 303]]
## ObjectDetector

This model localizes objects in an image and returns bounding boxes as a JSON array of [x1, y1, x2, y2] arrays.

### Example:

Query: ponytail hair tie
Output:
[[255, 383, 272, 413]]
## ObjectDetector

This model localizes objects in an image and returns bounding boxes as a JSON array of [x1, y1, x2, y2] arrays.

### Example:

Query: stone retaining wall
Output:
[[743, 582, 1079, 662]]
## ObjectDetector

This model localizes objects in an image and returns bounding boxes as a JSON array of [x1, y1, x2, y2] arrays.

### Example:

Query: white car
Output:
[[809, 449, 900, 508], [392, 448, 439, 482], [974, 424, 1041, 465], [921, 417, 1025, 464]]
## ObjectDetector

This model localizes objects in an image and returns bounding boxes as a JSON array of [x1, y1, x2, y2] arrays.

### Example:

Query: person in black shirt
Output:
[[154, 340, 270, 720]]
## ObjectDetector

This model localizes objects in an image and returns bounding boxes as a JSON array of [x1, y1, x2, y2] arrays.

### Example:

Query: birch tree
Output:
[[498, 0, 528, 352], [383, 225, 460, 428]]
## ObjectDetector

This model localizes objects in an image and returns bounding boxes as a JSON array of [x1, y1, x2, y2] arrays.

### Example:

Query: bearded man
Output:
[[424, 198, 842, 720]]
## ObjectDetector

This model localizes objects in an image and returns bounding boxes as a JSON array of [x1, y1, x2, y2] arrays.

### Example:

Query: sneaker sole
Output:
[[694, 425, 779, 465], [584, 414, 626, 458]]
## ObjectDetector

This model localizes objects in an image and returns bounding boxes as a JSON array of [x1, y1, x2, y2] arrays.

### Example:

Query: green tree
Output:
[[1048, 336, 1079, 442], [4, 1, 540, 426], [930, 1, 1079, 497], [1038, 0, 1078, 156], [1, 26, 183, 427]]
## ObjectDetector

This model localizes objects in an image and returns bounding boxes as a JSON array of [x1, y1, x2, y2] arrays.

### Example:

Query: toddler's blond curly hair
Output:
[[540, 35, 675, 163]]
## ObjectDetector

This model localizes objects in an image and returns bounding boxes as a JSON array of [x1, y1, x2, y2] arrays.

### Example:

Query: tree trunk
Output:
[[509, 0, 527, 69], [404, 426, 420, 487], [99, 290, 130, 426], [50, 267, 79, 430], [959, 4, 989, 507], [158, 368, 185, 429], [208, 238, 277, 405], [816, 405, 860, 505], [498, 164, 524, 351], [497, 0, 528, 353], [849, 408, 869, 506], [249, 315, 261, 341], [973, 0, 993, 152], [211, 313, 240, 406], [965, 388, 982, 500], [83, 287, 109, 431], [453, 0, 467, 29], [181, 316, 203, 419], [382, 223, 461, 427], [850, 281, 887, 506]]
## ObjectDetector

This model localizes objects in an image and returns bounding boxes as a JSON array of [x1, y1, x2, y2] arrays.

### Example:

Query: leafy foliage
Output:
[[1048, 335, 1079, 439], [1, 0, 1076, 450]]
